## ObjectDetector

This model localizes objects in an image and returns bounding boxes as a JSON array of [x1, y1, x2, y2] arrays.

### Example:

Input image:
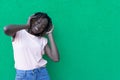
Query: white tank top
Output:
[[12, 29, 47, 70]]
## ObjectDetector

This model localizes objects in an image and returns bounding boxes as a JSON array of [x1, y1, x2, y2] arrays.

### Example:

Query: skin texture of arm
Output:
[[45, 33, 60, 62], [3, 25, 29, 37]]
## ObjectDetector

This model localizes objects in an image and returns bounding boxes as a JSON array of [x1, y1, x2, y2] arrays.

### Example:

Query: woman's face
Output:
[[31, 18, 48, 35]]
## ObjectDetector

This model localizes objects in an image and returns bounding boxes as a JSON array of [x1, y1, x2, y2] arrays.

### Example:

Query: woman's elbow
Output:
[[53, 57, 60, 62], [3, 26, 14, 36], [3, 26, 9, 35]]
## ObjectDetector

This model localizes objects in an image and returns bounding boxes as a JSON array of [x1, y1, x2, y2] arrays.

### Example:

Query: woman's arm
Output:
[[4, 16, 31, 37], [45, 33, 60, 62], [4, 25, 29, 37]]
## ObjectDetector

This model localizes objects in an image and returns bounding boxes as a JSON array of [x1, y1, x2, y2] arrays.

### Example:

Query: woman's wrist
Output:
[[47, 32, 52, 37]]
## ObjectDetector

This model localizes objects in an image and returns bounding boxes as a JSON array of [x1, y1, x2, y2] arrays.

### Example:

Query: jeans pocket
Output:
[[39, 68, 50, 80], [15, 70, 26, 80]]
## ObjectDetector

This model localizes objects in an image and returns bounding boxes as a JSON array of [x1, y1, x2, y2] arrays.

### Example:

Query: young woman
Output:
[[4, 12, 60, 80]]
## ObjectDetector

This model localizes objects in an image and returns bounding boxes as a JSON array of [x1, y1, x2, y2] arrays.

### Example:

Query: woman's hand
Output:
[[46, 25, 54, 34]]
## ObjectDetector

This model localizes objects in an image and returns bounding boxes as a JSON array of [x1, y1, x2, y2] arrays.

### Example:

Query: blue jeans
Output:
[[15, 67, 50, 80]]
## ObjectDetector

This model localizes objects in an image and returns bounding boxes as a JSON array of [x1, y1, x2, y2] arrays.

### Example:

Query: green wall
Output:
[[0, 0, 120, 80]]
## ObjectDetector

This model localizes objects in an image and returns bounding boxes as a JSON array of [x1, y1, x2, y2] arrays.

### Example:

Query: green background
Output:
[[0, 0, 120, 80]]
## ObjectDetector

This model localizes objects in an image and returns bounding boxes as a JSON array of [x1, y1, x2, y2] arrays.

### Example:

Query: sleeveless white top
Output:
[[12, 29, 47, 70]]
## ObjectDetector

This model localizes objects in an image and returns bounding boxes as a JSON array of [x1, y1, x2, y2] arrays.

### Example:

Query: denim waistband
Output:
[[16, 67, 46, 73]]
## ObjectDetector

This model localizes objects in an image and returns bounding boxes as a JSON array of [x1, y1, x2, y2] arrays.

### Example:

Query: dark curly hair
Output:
[[28, 12, 52, 36]]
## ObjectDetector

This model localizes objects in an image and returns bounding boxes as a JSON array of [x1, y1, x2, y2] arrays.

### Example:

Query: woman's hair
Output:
[[28, 12, 52, 36]]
